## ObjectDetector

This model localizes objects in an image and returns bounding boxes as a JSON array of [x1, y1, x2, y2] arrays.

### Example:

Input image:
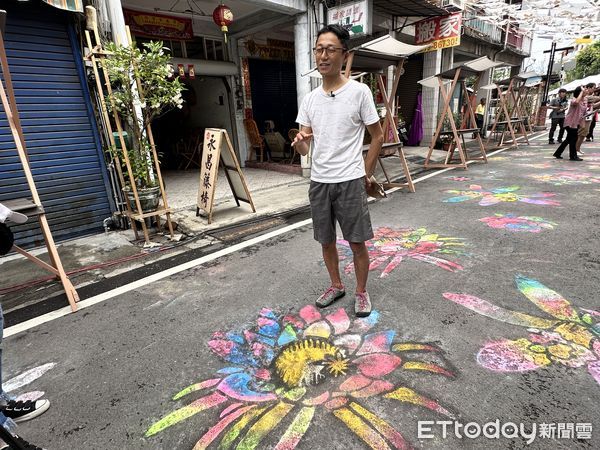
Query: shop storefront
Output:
[[0, 1, 113, 246]]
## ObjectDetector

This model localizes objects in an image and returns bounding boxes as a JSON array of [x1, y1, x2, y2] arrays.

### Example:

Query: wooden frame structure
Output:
[[342, 35, 430, 193], [485, 72, 534, 148], [421, 56, 504, 169], [84, 7, 174, 243], [0, 11, 79, 311]]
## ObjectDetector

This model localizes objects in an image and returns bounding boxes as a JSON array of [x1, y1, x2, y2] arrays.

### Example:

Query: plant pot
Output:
[[124, 186, 161, 213]]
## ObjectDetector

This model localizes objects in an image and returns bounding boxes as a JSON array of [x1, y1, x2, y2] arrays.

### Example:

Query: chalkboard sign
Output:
[[196, 128, 255, 223]]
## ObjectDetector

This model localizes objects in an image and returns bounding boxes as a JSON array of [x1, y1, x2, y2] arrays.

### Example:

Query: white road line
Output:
[[4, 134, 544, 337]]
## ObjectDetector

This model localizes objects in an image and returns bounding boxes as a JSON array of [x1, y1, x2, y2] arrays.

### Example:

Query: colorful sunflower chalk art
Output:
[[529, 171, 600, 186], [337, 227, 467, 277], [443, 185, 560, 206], [146, 306, 455, 448], [479, 214, 557, 233], [443, 275, 600, 385]]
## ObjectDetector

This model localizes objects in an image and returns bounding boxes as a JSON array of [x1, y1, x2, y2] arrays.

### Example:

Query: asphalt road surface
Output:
[[6, 134, 600, 449]]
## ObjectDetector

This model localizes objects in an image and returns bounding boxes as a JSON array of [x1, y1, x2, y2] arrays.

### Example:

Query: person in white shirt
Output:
[[293, 24, 383, 317]]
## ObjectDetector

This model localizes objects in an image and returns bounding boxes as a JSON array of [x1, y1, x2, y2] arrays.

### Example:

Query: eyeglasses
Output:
[[312, 46, 345, 56]]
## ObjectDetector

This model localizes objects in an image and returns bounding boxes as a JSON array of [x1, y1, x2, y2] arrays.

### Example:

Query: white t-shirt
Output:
[[296, 79, 380, 183]]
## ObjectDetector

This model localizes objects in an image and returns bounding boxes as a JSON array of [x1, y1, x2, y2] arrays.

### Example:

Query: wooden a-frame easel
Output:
[[424, 67, 487, 170], [344, 45, 415, 192], [0, 12, 79, 311], [486, 76, 530, 148]]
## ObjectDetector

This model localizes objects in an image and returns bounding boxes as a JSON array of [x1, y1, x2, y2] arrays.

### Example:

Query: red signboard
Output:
[[414, 13, 462, 52], [123, 9, 193, 40]]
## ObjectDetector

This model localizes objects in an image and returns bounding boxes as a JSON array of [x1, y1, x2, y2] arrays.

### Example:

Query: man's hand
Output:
[[291, 128, 313, 156], [291, 130, 313, 147], [365, 175, 373, 191]]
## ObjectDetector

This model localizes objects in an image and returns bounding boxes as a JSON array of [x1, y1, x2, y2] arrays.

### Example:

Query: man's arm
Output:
[[291, 125, 313, 156], [364, 121, 384, 179]]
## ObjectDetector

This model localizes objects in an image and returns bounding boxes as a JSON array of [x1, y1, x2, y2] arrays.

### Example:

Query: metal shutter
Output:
[[0, 7, 113, 247]]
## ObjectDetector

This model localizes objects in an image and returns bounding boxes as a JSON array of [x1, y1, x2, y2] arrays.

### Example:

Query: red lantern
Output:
[[212, 4, 233, 43]]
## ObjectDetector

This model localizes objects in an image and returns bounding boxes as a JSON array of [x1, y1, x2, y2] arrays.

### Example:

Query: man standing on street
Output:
[[293, 24, 383, 317], [548, 88, 568, 144], [475, 98, 487, 138]]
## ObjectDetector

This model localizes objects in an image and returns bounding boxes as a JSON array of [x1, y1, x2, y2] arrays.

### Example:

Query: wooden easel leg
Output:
[[378, 158, 391, 184], [398, 149, 415, 192], [38, 215, 79, 311]]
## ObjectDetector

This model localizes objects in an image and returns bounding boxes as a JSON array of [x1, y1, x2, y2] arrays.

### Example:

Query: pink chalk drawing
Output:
[[443, 275, 600, 384], [443, 185, 560, 206], [337, 227, 468, 277], [529, 171, 600, 185], [479, 214, 557, 233], [146, 306, 456, 448], [517, 162, 562, 169]]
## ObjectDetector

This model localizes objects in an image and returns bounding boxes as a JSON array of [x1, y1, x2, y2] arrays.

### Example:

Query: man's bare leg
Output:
[[349, 241, 369, 293], [322, 242, 343, 289]]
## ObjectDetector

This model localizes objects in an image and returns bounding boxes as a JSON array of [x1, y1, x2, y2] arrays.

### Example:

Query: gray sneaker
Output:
[[316, 286, 345, 308], [354, 292, 372, 317]]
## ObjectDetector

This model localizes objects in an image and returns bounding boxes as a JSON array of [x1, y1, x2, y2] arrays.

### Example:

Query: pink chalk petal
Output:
[[324, 397, 348, 411], [477, 340, 549, 372], [220, 402, 245, 419], [333, 334, 362, 355], [588, 361, 600, 386], [351, 380, 394, 398], [356, 330, 395, 356], [338, 374, 372, 392], [354, 353, 402, 377], [301, 392, 330, 406], [325, 308, 350, 335], [299, 305, 322, 325]]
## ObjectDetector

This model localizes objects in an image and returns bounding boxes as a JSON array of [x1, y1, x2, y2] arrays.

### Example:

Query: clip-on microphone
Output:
[[330, 91, 335, 98]]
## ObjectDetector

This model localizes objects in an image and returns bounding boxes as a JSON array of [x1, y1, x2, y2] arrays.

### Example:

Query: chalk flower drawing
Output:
[[337, 227, 467, 277], [443, 185, 560, 206], [529, 171, 600, 185], [146, 306, 455, 448], [443, 275, 600, 385], [479, 214, 557, 233]]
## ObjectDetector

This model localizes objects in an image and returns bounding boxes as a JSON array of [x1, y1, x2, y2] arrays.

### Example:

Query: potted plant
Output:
[[435, 112, 461, 150], [103, 40, 184, 213]]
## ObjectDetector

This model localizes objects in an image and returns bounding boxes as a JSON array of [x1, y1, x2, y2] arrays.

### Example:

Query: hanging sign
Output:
[[123, 9, 193, 40], [197, 129, 255, 223], [327, 0, 372, 38], [415, 13, 462, 52]]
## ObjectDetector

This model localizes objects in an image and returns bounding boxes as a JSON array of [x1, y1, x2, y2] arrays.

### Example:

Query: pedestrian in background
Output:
[[553, 85, 596, 161], [586, 110, 597, 142], [475, 98, 486, 138], [293, 24, 383, 317], [576, 83, 600, 153], [548, 88, 568, 144]]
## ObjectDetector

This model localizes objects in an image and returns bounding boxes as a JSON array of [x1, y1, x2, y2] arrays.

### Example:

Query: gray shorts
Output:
[[308, 177, 374, 244]]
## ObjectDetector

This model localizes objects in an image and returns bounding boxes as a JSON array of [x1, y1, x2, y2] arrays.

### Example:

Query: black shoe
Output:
[[7, 434, 45, 450], [0, 400, 50, 423], [557, 139, 563, 143], [585, 137, 591, 142], [548, 140, 555, 144], [569, 157, 584, 161], [553, 154, 563, 159]]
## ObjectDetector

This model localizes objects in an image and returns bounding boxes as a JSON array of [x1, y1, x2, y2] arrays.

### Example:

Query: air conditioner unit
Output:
[[440, 0, 465, 13]]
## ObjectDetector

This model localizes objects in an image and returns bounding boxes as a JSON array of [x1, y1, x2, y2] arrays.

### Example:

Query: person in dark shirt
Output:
[[548, 89, 568, 144]]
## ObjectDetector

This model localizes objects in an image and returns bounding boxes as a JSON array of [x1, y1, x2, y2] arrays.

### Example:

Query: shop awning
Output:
[[419, 57, 505, 88], [42, 0, 83, 13], [373, 0, 448, 17], [348, 35, 430, 72]]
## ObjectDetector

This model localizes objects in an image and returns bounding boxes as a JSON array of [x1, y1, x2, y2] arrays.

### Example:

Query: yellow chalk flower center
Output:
[[275, 338, 347, 388]]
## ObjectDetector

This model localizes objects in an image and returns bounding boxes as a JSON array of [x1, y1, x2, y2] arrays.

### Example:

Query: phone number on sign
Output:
[[424, 37, 460, 52]]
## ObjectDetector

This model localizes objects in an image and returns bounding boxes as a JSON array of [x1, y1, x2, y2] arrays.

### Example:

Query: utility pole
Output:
[[541, 42, 574, 105]]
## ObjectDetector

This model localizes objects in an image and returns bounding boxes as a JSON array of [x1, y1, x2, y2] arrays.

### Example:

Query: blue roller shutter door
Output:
[[0, 7, 113, 247]]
